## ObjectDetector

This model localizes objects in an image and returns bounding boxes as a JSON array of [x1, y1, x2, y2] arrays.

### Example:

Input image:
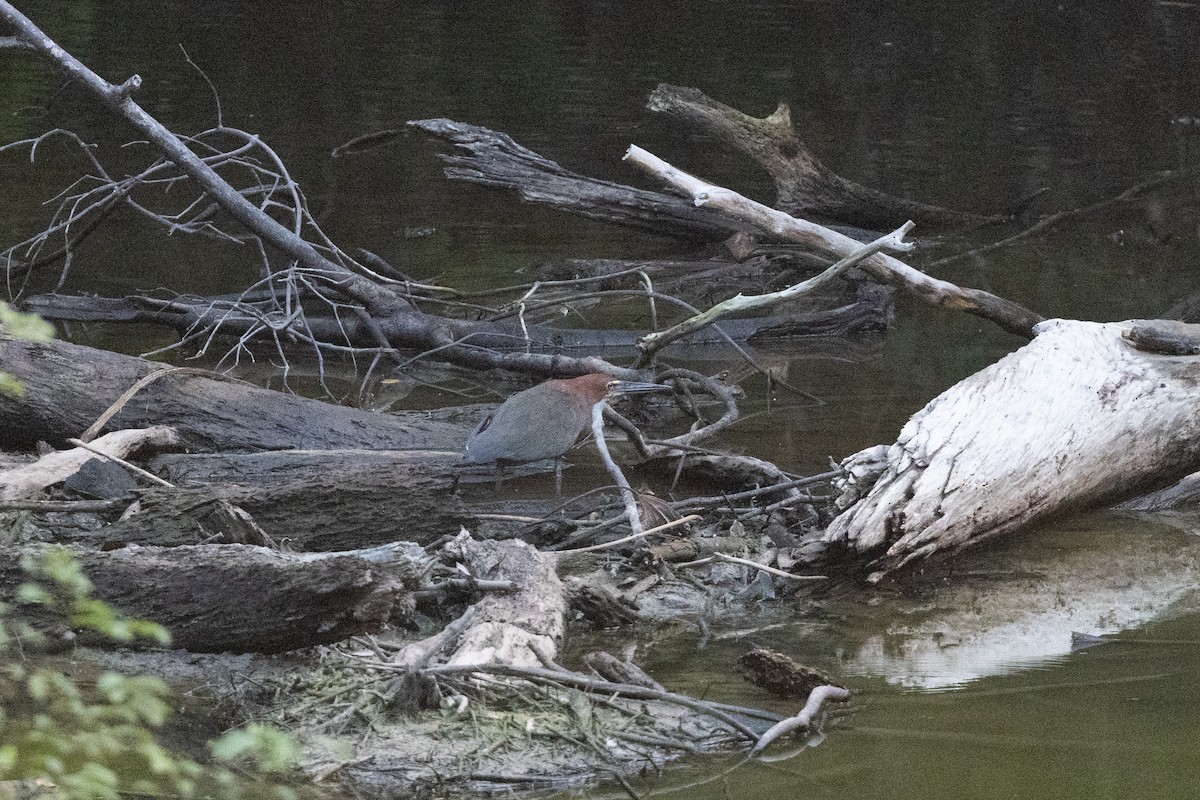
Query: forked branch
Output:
[[623, 144, 1044, 338]]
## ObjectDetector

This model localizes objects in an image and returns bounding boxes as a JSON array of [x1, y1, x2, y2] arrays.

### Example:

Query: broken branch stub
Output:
[[408, 117, 745, 241]]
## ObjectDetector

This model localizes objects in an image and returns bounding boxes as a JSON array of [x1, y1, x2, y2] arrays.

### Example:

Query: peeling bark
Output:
[[409, 118, 744, 241]]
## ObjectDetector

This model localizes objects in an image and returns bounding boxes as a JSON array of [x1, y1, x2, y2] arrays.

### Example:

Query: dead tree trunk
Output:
[[821, 319, 1200, 580], [646, 84, 1002, 232], [393, 533, 565, 669]]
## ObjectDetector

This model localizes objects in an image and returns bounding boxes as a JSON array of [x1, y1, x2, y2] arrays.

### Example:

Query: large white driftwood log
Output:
[[825, 319, 1200, 579]]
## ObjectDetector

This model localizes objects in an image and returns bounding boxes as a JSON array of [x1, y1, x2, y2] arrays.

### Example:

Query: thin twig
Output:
[[639, 222, 914, 356], [555, 515, 700, 556], [710, 552, 826, 582], [80, 366, 250, 442], [923, 167, 1200, 269], [65, 438, 174, 488], [417, 663, 763, 742]]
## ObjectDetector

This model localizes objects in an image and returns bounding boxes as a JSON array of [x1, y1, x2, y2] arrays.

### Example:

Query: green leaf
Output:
[[1, 549, 296, 798], [0, 744, 16, 775], [210, 725, 297, 772], [25, 673, 50, 702], [41, 548, 92, 595], [0, 373, 24, 398], [15, 584, 52, 606], [128, 619, 171, 645], [0, 303, 54, 342]]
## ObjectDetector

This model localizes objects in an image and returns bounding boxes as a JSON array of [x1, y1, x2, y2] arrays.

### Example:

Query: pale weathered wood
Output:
[[443, 534, 564, 667], [624, 144, 1043, 339], [0, 427, 181, 500], [823, 319, 1200, 578], [394, 534, 565, 669]]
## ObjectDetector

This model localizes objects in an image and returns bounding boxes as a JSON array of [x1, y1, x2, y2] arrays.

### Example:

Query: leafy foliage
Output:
[[0, 548, 301, 799], [0, 302, 54, 397]]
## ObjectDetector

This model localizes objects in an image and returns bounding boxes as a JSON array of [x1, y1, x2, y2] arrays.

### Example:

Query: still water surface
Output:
[[2, 2, 1199, 797]]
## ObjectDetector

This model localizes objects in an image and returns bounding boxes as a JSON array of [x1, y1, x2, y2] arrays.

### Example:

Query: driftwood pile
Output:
[[4, 3, 1200, 796]]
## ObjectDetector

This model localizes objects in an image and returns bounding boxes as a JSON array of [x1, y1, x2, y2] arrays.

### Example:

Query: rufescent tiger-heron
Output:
[[464, 373, 666, 492]]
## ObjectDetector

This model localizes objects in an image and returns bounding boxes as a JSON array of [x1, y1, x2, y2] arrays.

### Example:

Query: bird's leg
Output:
[[554, 457, 564, 497], [493, 463, 506, 492]]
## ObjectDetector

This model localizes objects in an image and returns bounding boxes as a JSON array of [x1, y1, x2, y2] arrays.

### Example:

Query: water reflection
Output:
[[842, 517, 1200, 690]]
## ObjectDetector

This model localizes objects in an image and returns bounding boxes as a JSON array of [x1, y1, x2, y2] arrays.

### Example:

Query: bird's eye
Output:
[[475, 415, 494, 435]]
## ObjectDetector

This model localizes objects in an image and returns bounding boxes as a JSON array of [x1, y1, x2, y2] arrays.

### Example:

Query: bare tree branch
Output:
[[623, 144, 1044, 338]]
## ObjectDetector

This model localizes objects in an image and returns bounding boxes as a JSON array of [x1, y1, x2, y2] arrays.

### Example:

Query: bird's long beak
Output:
[[606, 380, 672, 396]]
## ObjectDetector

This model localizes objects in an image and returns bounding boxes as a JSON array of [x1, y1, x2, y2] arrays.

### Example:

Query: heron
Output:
[[465, 372, 665, 492]]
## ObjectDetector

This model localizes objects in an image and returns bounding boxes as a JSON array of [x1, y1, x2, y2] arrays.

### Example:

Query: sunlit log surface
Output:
[[824, 319, 1200, 579]]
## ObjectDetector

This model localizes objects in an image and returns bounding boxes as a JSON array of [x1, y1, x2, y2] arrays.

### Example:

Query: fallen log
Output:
[[624, 144, 1044, 339], [21, 278, 893, 349], [0, 335, 465, 452], [821, 319, 1200, 579], [646, 84, 1002, 231], [5, 542, 423, 653], [126, 451, 468, 550], [6, 446, 580, 551], [409, 118, 744, 241]]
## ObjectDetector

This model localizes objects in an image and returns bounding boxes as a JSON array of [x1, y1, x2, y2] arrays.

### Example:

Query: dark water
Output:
[[3, 1, 1200, 798]]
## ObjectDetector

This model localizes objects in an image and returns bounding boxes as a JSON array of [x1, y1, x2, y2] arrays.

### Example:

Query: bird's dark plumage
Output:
[[465, 374, 613, 465]]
